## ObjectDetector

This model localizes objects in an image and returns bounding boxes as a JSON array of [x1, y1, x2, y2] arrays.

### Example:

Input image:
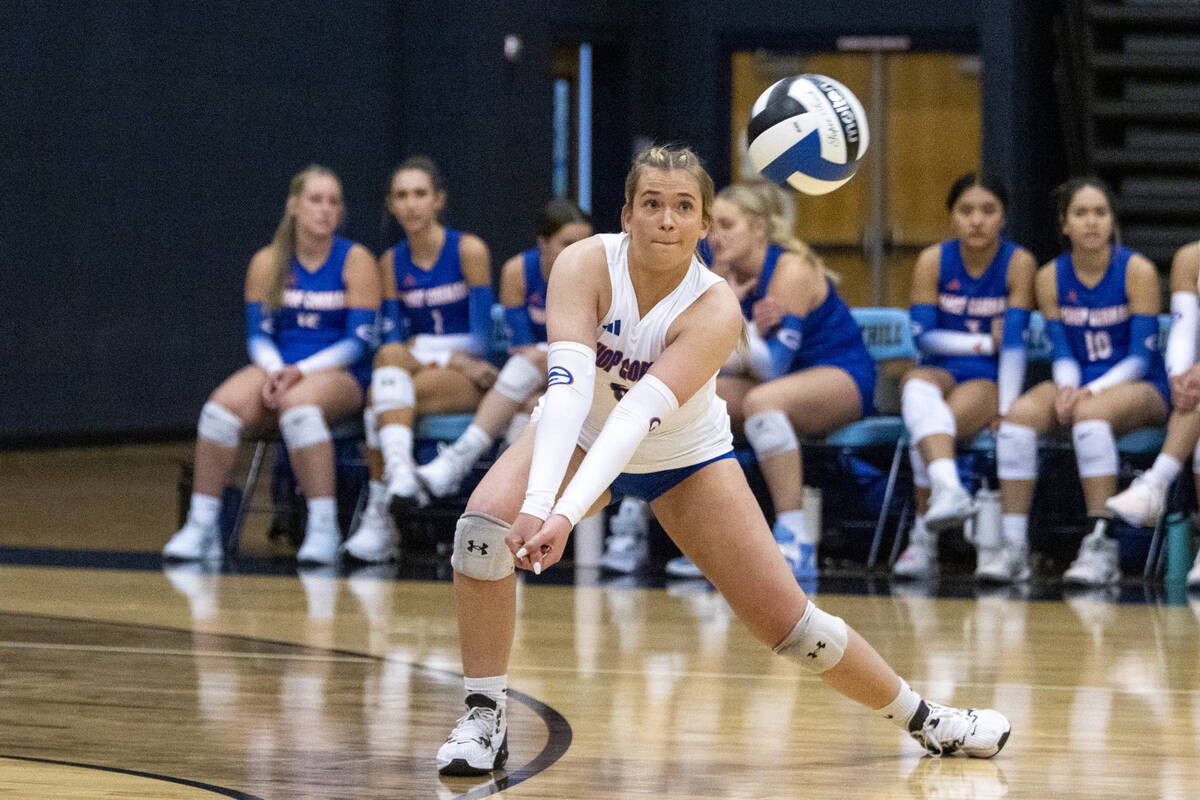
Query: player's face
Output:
[[291, 174, 343, 238], [389, 169, 445, 233], [1061, 185, 1114, 251], [707, 197, 764, 267], [622, 168, 708, 266], [950, 186, 1005, 251], [538, 222, 593, 276]]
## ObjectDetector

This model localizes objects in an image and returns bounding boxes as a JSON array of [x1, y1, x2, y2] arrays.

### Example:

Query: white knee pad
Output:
[[371, 366, 414, 413], [1073, 419, 1118, 478], [363, 406, 379, 449], [902, 379, 956, 444], [744, 409, 799, 460], [773, 600, 848, 674], [909, 445, 930, 488], [197, 402, 243, 448], [451, 511, 515, 581], [493, 354, 544, 403], [279, 405, 331, 451], [996, 422, 1038, 481]]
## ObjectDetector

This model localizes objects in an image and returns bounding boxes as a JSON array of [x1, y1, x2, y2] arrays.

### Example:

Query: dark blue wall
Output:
[[0, 0, 1059, 443]]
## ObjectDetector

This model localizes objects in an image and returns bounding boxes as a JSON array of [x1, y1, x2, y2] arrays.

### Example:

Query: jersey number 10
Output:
[[1084, 329, 1113, 361]]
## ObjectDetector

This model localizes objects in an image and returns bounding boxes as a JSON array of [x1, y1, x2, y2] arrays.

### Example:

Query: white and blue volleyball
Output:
[[747, 74, 869, 196]]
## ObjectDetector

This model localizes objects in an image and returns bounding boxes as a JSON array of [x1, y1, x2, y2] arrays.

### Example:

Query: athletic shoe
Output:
[[416, 444, 472, 499], [436, 694, 508, 776], [924, 483, 977, 532], [1062, 521, 1121, 586], [773, 521, 818, 581], [894, 526, 938, 579], [163, 520, 222, 561], [910, 701, 1011, 758], [974, 542, 1031, 584], [1187, 548, 1200, 588], [1105, 474, 1168, 527], [600, 498, 650, 574], [664, 555, 704, 578], [296, 517, 341, 565], [342, 503, 399, 563], [387, 462, 429, 519]]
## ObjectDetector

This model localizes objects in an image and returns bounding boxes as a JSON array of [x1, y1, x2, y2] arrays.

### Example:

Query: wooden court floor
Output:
[[3, 443, 1200, 798]]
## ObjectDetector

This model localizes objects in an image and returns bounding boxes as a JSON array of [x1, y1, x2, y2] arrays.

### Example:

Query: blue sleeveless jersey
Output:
[[275, 235, 372, 385], [923, 239, 1014, 382], [391, 228, 470, 336], [521, 247, 549, 343], [1056, 245, 1167, 393]]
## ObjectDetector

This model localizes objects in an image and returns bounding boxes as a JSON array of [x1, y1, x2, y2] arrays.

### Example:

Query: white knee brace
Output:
[[451, 511, 515, 581], [197, 401, 243, 448], [371, 366, 414, 413], [744, 409, 799, 460], [902, 379, 956, 444], [279, 405, 331, 451], [1073, 419, 1118, 478], [909, 445, 930, 488], [493, 354, 544, 403], [773, 600, 848, 674], [996, 422, 1038, 481]]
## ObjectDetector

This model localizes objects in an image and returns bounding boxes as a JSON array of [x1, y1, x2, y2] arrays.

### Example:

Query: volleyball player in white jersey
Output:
[[435, 145, 1010, 776]]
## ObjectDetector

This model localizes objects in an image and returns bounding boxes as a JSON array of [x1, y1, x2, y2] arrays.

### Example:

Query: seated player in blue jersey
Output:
[[342, 157, 498, 563], [413, 199, 593, 499], [997, 177, 1168, 586], [892, 173, 1037, 583], [661, 181, 876, 583], [164, 165, 381, 565]]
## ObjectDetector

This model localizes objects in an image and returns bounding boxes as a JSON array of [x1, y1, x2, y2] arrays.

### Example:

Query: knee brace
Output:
[[493, 354, 544, 403], [1073, 419, 1118, 478], [197, 402, 243, 448], [996, 422, 1038, 481], [744, 409, 799, 460], [902, 379, 956, 444], [279, 405, 331, 451], [363, 406, 380, 449], [451, 511, 515, 581], [370, 366, 414, 413], [773, 600, 848, 674], [909, 445, 930, 489]]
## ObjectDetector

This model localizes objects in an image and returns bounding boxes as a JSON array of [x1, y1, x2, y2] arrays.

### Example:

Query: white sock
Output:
[[776, 510, 812, 544], [504, 412, 531, 447], [367, 479, 388, 508], [1145, 454, 1181, 488], [189, 493, 222, 527], [307, 497, 337, 524], [453, 423, 494, 462], [927, 458, 960, 490], [911, 514, 934, 544], [1001, 514, 1027, 550], [379, 424, 414, 469], [877, 677, 923, 731], [464, 675, 508, 714]]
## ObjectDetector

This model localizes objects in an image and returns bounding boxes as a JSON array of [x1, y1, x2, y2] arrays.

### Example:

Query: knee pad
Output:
[[1073, 419, 1118, 478], [197, 402, 243, 448], [493, 354, 544, 403], [279, 405, 331, 451], [744, 409, 799, 460], [363, 406, 379, 449], [773, 600, 848, 674], [909, 445, 930, 488], [902, 379, 956, 444], [371, 366, 414, 413], [451, 511, 515, 581], [996, 422, 1038, 481]]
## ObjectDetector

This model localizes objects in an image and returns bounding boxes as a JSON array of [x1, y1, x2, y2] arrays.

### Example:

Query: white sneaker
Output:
[[974, 543, 1031, 584], [1105, 474, 1167, 527], [296, 517, 342, 565], [163, 520, 222, 561], [924, 483, 977, 532], [600, 498, 649, 574], [342, 503, 399, 563], [1062, 521, 1121, 586], [665, 555, 704, 578], [436, 695, 508, 775], [1187, 548, 1200, 588], [416, 445, 473, 499], [894, 526, 938, 579], [910, 701, 1011, 758], [386, 462, 429, 516]]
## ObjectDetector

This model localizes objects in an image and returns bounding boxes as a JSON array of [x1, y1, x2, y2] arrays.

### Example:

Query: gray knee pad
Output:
[[744, 409, 799, 460], [773, 600, 848, 674], [493, 355, 544, 402], [451, 511, 515, 580], [371, 366, 414, 413]]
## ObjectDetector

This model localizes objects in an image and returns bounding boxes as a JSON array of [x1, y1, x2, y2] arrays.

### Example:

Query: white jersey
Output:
[[578, 232, 733, 472]]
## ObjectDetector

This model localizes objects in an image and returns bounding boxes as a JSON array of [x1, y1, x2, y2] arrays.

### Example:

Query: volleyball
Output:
[[747, 74, 869, 196]]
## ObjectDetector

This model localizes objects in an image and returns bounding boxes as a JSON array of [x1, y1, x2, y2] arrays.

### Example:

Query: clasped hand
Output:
[[506, 512, 573, 575]]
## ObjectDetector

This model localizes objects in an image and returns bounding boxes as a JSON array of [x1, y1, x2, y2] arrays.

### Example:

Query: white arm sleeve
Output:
[[746, 321, 781, 381], [519, 341, 596, 520], [1165, 292, 1198, 377], [1085, 355, 1147, 394], [249, 338, 285, 374], [997, 346, 1027, 415], [1053, 358, 1081, 388], [918, 329, 996, 356], [552, 374, 680, 526], [295, 338, 364, 374]]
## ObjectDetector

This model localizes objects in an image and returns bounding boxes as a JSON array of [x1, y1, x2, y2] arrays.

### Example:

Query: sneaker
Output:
[[387, 462, 429, 519], [436, 694, 508, 776], [894, 526, 938, 580], [924, 483, 977, 532], [1187, 548, 1200, 588], [1105, 474, 1167, 527], [665, 555, 704, 578], [163, 520, 222, 561], [296, 517, 341, 565], [600, 498, 650, 574], [416, 445, 473, 499], [773, 522, 818, 581], [343, 503, 399, 563], [910, 701, 1011, 758], [1062, 521, 1120, 586], [974, 543, 1031, 584]]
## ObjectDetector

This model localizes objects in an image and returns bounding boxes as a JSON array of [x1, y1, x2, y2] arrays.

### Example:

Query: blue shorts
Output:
[[809, 357, 876, 418], [608, 451, 736, 505], [924, 354, 999, 385]]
